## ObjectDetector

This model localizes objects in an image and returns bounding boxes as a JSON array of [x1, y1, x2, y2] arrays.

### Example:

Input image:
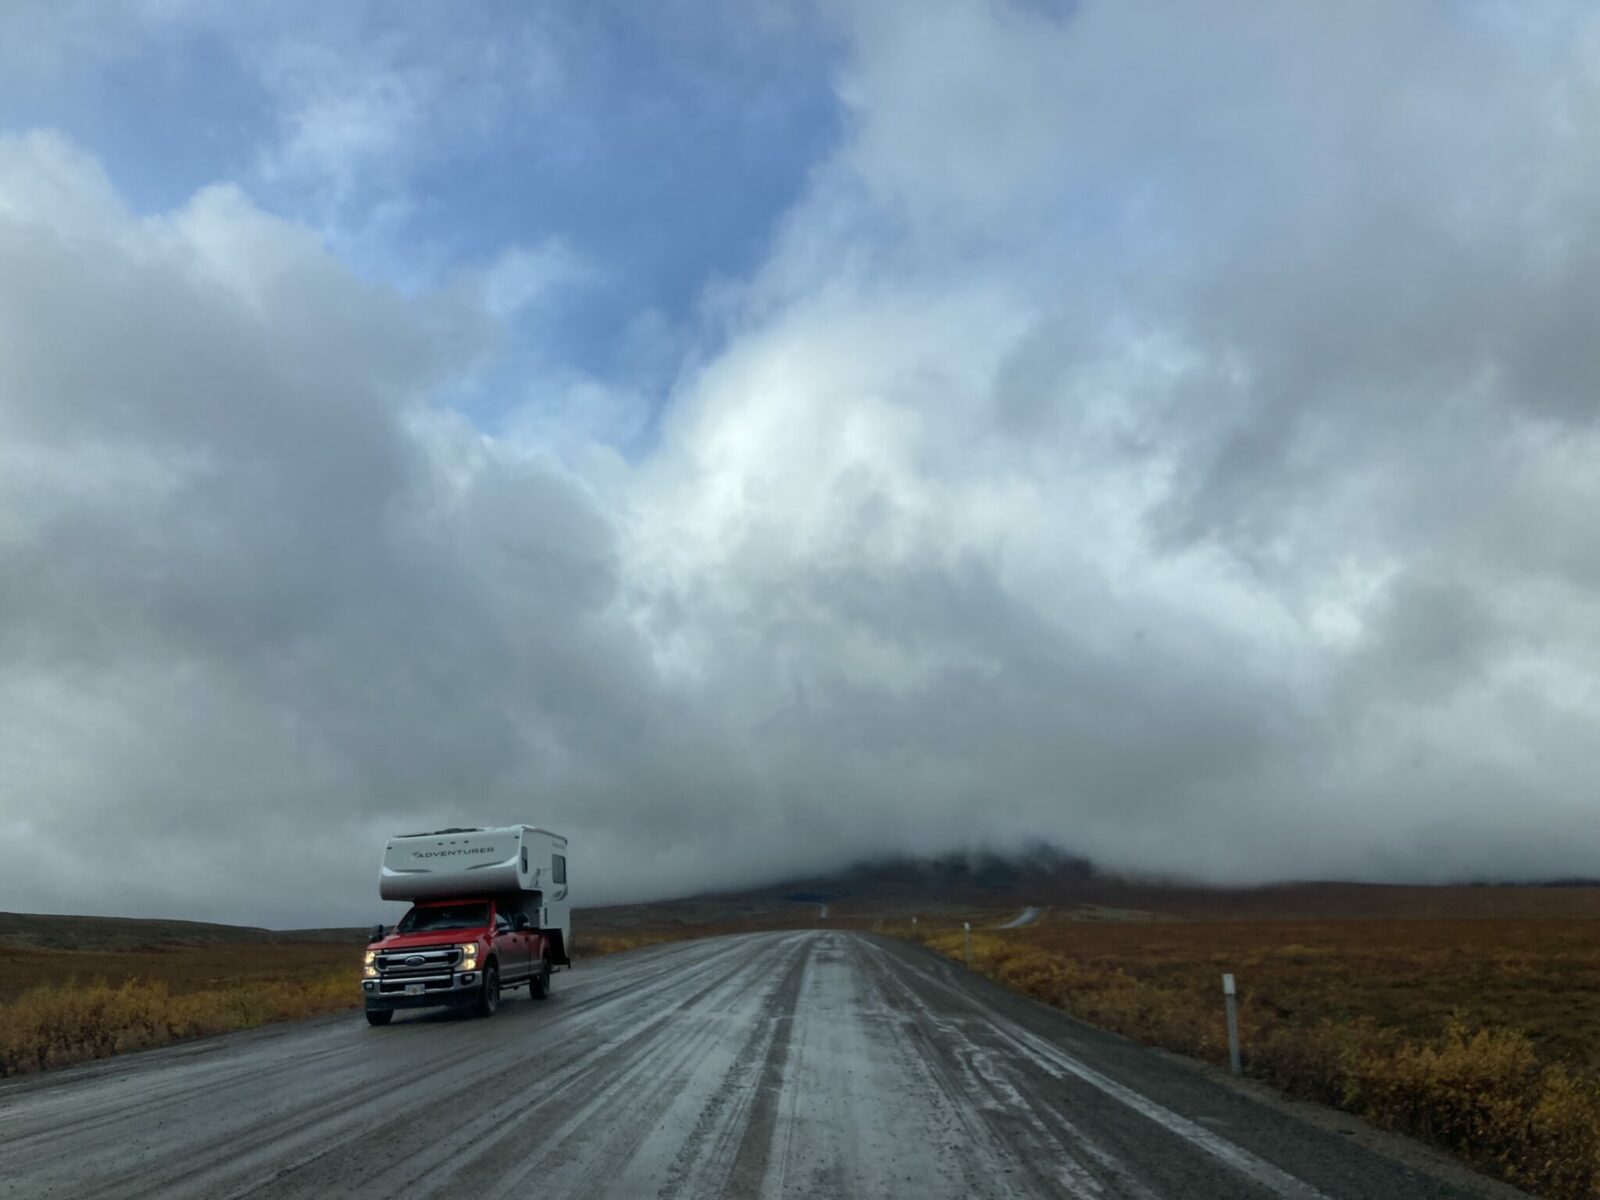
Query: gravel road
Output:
[[0, 931, 1522, 1199], [998, 905, 1043, 929]]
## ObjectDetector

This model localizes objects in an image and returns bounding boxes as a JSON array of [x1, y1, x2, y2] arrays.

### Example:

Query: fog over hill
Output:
[[3, 3, 1600, 928], [579, 849, 1600, 929]]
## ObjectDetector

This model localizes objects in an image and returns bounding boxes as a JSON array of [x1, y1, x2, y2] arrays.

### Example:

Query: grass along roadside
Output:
[[912, 919, 1600, 1200], [568, 932, 683, 957], [0, 972, 357, 1077]]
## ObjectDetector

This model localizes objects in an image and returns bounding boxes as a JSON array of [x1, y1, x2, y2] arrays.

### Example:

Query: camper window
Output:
[[553, 855, 566, 885]]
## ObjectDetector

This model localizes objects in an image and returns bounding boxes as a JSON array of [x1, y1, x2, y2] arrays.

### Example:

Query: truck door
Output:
[[493, 910, 530, 981]]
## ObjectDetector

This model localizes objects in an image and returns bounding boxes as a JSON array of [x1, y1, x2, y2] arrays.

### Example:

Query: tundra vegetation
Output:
[[912, 912, 1600, 1200], [0, 942, 359, 1077]]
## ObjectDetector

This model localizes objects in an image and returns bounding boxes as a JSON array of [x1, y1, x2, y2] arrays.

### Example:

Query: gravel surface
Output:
[[0, 931, 1527, 1199]]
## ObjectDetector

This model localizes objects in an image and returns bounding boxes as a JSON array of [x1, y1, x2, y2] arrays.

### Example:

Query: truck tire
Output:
[[365, 1009, 393, 1027], [530, 956, 551, 1000], [475, 964, 500, 1018]]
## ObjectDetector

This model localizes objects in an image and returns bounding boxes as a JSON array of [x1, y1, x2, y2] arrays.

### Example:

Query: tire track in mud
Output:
[[852, 935, 1107, 1198], [656, 932, 812, 1199], [306, 935, 792, 1199], [713, 931, 812, 1197], [472, 933, 808, 1200]]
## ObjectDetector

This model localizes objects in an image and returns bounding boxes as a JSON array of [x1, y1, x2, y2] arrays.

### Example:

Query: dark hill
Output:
[[579, 848, 1600, 929], [0, 911, 361, 951]]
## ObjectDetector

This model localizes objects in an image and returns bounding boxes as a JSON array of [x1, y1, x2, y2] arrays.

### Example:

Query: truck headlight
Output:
[[364, 950, 378, 979], [458, 943, 479, 969]]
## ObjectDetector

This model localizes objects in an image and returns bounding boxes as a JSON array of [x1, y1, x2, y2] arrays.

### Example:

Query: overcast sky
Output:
[[2, 1, 1598, 927]]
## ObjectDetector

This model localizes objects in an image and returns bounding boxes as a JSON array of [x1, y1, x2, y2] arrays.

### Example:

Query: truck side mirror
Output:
[[369, 924, 386, 943], [513, 913, 531, 931]]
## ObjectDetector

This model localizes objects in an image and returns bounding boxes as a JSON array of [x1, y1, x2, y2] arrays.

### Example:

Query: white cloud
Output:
[[620, 0, 1600, 881], [5, 3, 1600, 925]]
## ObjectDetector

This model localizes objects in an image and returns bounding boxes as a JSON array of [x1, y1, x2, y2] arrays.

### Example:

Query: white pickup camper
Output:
[[361, 825, 570, 1025]]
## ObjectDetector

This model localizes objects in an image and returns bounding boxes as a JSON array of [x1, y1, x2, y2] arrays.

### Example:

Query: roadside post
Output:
[[912, 916, 918, 939], [1222, 973, 1242, 1076], [963, 921, 972, 968]]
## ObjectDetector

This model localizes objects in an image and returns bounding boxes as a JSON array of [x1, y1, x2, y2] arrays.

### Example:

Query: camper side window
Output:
[[553, 855, 566, 885], [521, 846, 528, 872]]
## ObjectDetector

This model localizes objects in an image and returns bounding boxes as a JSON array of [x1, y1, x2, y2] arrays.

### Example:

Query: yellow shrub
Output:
[[0, 974, 356, 1078], [1336, 1019, 1600, 1197]]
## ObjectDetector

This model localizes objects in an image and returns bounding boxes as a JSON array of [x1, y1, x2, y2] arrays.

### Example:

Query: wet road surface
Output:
[[0, 931, 1521, 1198]]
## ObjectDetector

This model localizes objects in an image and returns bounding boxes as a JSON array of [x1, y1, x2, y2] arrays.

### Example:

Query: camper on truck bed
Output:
[[361, 825, 569, 1026]]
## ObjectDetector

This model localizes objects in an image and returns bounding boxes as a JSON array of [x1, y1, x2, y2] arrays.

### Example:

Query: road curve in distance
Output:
[[0, 931, 1523, 1199], [997, 905, 1043, 929]]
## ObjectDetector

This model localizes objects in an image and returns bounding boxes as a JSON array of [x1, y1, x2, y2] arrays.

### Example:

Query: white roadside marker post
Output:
[[912, 916, 918, 939], [964, 921, 972, 968], [1222, 973, 1242, 1077]]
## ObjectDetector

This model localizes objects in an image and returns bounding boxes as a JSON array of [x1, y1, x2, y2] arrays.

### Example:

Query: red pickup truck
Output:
[[361, 897, 553, 1025]]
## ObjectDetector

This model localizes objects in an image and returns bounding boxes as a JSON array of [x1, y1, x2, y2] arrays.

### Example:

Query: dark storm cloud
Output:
[[0, 137, 673, 923]]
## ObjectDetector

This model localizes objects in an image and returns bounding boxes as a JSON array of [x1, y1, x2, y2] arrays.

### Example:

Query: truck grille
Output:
[[374, 945, 463, 977]]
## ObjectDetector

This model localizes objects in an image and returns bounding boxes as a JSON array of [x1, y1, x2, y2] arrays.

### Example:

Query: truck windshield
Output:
[[397, 903, 490, 933]]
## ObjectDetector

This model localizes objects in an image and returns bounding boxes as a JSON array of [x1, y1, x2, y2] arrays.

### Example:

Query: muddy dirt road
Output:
[[0, 931, 1518, 1198]]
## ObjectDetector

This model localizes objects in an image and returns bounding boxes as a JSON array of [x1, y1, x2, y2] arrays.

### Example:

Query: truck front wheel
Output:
[[365, 1009, 393, 1027], [474, 965, 500, 1017]]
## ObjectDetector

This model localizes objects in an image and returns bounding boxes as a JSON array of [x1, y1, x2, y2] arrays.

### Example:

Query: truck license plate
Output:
[[405, 983, 424, 996]]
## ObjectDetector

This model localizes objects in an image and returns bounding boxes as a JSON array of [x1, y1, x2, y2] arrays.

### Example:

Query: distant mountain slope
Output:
[[579, 849, 1600, 929], [11, 849, 1600, 949], [0, 912, 360, 951]]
